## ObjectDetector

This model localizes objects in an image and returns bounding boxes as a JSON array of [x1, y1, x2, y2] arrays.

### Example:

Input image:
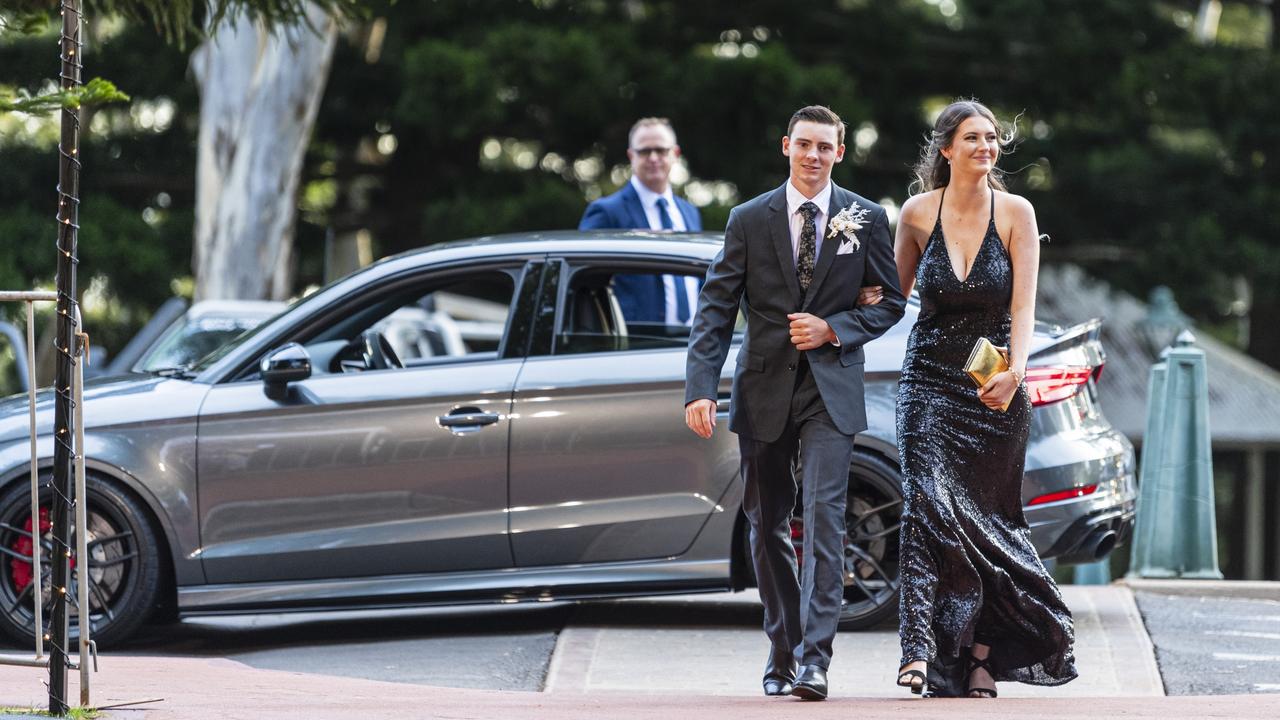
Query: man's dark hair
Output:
[[787, 105, 845, 146]]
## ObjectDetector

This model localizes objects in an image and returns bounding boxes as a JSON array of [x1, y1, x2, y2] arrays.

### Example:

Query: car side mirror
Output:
[[261, 343, 311, 399]]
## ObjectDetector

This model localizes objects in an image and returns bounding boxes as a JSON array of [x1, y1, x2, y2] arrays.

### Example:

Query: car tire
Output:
[[836, 452, 904, 631], [0, 473, 164, 647]]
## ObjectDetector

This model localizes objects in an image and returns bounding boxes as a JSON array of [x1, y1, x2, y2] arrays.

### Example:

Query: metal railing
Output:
[[0, 290, 94, 705]]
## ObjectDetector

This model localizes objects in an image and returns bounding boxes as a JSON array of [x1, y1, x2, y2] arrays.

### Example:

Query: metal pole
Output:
[[0, 291, 59, 302], [49, 0, 84, 712], [26, 300, 43, 660], [1244, 448, 1265, 580], [75, 327, 90, 707]]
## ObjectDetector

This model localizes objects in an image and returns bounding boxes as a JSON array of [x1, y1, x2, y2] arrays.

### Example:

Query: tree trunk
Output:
[[191, 4, 338, 301]]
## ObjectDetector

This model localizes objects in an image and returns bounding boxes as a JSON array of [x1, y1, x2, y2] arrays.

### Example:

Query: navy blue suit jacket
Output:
[[578, 181, 703, 233], [578, 183, 703, 322]]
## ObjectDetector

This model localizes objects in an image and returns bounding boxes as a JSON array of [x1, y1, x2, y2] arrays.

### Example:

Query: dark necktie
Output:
[[797, 201, 819, 295], [674, 278, 690, 323], [655, 196, 675, 230]]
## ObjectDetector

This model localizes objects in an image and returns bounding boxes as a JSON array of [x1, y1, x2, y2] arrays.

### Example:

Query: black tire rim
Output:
[[0, 489, 139, 640], [790, 466, 903, 624]]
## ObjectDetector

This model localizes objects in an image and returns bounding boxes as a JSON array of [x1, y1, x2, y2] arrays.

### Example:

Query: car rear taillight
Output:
[[1025, 365, 1093, 406], [1028, 483, 1099, 506]]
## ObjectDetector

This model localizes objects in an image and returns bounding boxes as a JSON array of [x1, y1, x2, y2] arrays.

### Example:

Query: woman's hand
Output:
[[857, 285, 884, 306], [977, 370, 1021, 410]]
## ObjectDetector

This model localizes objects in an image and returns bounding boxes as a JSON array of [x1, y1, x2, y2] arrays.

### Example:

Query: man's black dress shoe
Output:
[[791, 664, 828, 701], [762, 650, 798, 697]]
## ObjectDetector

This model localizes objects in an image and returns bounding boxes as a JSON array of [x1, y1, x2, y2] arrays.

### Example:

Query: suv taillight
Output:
[[1028, 483, 1099, 506], [1025, 365, 1093, 406]]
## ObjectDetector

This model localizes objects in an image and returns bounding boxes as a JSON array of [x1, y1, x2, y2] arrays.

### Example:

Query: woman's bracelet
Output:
[[1009, 368, 1025, 385]]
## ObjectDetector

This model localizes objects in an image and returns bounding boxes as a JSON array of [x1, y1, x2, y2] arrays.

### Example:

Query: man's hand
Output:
[[685, 398, 717, 438], [787, 313, 836, 351]]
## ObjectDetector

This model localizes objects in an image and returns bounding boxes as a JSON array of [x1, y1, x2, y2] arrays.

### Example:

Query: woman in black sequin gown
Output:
[[886, 101, 1077, 698]]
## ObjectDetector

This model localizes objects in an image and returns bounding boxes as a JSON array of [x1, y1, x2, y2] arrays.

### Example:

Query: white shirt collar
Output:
[[786, 179, 832, 219], [630, 175, 676, 212]]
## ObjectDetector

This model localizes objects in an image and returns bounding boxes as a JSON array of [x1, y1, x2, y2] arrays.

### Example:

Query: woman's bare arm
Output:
[[893, 194, 932, 298], [1006, 194, 1040, 376]]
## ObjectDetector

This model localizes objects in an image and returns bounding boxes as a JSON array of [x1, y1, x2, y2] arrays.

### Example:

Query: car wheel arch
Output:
[[0, 459, 182, 598]]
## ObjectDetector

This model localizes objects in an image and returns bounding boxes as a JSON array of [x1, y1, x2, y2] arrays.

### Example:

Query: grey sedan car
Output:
[[0, 232, 1135, 646]]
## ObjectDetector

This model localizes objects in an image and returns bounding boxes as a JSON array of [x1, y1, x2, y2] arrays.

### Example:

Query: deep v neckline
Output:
[[937, 222, 991, 284], [934, 186, 995, 284]]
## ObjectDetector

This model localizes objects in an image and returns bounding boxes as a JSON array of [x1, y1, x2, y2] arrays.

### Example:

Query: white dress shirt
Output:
[[630, 176, 697, 326], [630, 175, 687, 231], [785, 180, 832, 263], [784, 180, 841, 346]]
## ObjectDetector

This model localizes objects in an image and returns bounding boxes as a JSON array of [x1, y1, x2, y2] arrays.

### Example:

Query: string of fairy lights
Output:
[[44, 0, 84, 679]]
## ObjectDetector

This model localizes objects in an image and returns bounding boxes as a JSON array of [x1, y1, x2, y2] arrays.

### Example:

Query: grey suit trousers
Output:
[[738, 357, 855, 669]]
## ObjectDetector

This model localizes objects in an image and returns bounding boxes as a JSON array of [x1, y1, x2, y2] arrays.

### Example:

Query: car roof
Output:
[[374, 230, 726, 271]]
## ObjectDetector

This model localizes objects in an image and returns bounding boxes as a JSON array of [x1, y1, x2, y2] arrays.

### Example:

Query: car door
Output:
[[507, 257, 740, 567], [195, 261, 538, 583]]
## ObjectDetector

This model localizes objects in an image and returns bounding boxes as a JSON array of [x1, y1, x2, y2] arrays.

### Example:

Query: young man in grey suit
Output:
[[684, 106, 906, 700]]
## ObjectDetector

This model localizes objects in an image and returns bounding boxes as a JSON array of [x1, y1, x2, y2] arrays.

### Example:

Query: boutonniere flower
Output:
[[827, 204, 870, 250]]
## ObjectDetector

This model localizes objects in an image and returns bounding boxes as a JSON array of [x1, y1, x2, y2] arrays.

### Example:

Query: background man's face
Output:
[[628, 125, 680, 193], [783, 120, 845, 190]]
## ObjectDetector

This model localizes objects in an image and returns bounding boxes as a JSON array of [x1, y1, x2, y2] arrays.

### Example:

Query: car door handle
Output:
[[437, 408, 501, 429]]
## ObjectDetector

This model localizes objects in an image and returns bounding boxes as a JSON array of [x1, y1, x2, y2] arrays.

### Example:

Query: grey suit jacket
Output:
[[685, 181, 907, 442]]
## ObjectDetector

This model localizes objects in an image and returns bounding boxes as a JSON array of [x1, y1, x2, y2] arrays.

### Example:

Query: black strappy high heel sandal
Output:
[[896, 665, 928, 696], [965, 655, 998, 698]]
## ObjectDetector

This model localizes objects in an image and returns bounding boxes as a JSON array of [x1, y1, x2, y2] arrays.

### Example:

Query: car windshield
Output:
[[138, 318, 265, 373], [184, 302, 298, 373]]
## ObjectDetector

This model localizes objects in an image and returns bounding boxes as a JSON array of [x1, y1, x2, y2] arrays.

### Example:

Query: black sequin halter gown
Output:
[[896, 187, 1077, 696]]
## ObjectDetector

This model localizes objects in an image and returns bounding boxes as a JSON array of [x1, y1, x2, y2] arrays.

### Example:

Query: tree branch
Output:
[[0, 76, 128, 113]]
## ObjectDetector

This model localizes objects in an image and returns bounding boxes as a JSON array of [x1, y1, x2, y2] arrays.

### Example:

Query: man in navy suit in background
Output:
[[579, 118, 703, 324]]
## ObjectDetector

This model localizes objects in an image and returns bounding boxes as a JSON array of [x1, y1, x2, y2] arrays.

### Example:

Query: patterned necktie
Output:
[[797, 201, 819, 295], [655, 196, 674, 230]]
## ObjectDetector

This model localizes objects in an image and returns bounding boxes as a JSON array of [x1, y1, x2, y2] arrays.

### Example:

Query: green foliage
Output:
[[1, 7, 199, 353], [0, 77, 129, 113], [2, 1, 372, 46], [0, 707, 100, 719], [2, 0, 1280, 369]]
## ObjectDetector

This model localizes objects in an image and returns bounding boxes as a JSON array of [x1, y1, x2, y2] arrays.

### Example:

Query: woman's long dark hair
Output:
[[910, 99, 1017, 195]]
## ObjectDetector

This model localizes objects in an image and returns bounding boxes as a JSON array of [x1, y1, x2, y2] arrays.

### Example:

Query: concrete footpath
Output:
[[2, 583, 1278, 718]]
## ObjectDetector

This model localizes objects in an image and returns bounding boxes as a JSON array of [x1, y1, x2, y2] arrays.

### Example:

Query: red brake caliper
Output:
[[9, 507, 56, 592], [790, 518, 804, 569]]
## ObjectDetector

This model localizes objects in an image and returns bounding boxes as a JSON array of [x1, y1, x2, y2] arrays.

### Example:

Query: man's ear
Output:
[[834, 144, 846, 163], [781, 136, 791, 156]]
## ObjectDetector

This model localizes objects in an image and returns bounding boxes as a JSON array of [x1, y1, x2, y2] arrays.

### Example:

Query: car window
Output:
[[554, 267, 704, 356], [304, 270, 517, 374]]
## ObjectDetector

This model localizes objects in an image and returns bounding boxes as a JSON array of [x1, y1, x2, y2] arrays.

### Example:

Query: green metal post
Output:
[[1127, 330, 1222, 579], [1073, 559, 1111, 585]]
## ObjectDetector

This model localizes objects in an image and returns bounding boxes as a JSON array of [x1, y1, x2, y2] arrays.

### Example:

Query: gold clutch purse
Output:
[[964, 337, 1012, 411]]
